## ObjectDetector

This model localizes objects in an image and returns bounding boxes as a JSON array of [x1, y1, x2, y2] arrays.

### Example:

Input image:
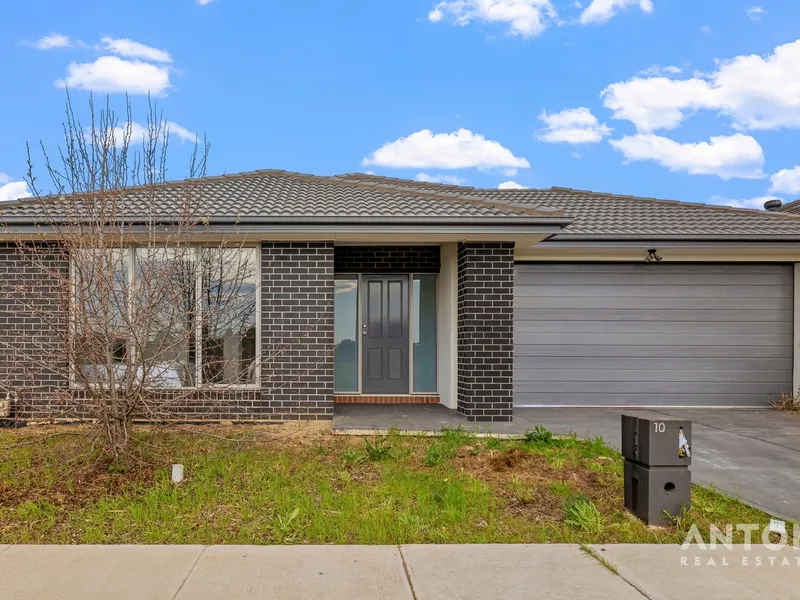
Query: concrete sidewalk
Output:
[[1, 544, 798, 599]]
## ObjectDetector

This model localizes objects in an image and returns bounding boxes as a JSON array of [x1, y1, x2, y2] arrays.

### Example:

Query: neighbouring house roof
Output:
[[3, 169, 800, 241], [335, 173, 800, 241], [0, 169, 567, 228]]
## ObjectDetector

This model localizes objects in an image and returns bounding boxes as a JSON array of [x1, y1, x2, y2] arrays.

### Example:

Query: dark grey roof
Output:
[[335, 173, 800, 240], [0, 169, 566, 226], [6, 169, 800, 240], [779, 199, 800, 215]]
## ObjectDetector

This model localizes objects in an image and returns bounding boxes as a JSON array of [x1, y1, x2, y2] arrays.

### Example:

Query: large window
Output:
[[412, 275, 437, 393], [334, 277, 359, 392], [72, 246, 259, 388]]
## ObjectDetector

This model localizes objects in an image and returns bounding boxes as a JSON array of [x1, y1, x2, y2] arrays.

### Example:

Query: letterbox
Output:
[[621, 415, 692, 467]]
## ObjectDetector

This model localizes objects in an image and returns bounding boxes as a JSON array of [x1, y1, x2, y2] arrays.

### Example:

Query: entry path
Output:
[[2, 544, 799, 599]]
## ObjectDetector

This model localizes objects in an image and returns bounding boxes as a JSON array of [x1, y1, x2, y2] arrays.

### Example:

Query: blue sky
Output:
[[2, 0, 800, 209]]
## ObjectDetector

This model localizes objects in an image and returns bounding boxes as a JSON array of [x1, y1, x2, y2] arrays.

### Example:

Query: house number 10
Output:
[[653, 422, 666, 433]]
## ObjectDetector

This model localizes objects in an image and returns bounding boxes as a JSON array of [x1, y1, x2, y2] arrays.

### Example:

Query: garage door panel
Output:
[[515, 368, 789, 383], [513, 393, 780, 407], [515, 344, 791, 359], [516, 320, 792, 335], [515, 381, 789, 395], [516, 272, 792, 286], [515, 296, 793, 311], [515, 309, 793, 323], [528, 333, 792, 346], [514, 263, 794, 407], [522, 263, 790, 275], [515, 356, 793, 371], [517, 284, 792, 299]]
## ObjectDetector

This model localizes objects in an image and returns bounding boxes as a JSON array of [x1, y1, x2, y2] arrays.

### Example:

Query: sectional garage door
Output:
[[514, 263, 794, 407]]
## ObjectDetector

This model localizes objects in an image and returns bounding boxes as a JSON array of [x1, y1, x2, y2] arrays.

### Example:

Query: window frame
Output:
[[69, 244, 261, 391]]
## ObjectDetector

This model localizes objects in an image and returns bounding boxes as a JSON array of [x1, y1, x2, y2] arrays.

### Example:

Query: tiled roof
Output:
[[5, 169, 800, 239], [336, 173, 800, 239], [779, 199, 800, 215], [0, 169, 564, 224]]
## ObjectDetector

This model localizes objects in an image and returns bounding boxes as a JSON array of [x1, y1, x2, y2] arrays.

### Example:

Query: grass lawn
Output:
[[0, 423, 789, 545]]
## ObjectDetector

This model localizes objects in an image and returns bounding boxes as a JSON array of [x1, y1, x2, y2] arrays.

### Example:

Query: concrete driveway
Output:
[[516, 407, 800, 522], [334, 404, 800, 522]]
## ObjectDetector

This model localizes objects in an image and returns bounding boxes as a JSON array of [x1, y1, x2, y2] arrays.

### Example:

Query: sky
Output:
[[2, 0, 800, 209]]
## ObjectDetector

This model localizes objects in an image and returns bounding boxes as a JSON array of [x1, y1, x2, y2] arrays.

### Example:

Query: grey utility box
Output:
[[621, 415, 692, 526]]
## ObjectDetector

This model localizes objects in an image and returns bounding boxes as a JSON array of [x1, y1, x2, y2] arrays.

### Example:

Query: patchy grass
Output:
[[0, 424, 792, 545]]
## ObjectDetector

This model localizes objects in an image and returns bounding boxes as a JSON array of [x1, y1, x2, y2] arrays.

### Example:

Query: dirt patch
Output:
[[454, 447, 620, 523]]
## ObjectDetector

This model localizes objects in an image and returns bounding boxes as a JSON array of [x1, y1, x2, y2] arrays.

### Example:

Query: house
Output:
[[2, 169, 800, 423]]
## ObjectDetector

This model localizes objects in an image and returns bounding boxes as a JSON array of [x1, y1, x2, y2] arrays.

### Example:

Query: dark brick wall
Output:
[[259, 242, 335, 420], [334, 246, 440, 273], [0, 243, 70, 419], [457, 242, 514, 422]]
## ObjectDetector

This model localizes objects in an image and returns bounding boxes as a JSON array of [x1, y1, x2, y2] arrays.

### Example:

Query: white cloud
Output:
[[363, 129, 530, 171], [709, 195, 776, 209], [579, 0, 653, 25], [166, 121, 199, 144], [639, 64, 682, 77], [747, 6, 766, 21], [32, 33, 84, 49], [415, 172, 467, 185], [700, 24, 711, 34], [536, 107, 611, 143], [498, 180, 527, 189], [56, 56, 171, 95], [0, 173, 11, 184], [609, 133, 765, 180], [0, 181, 32, 202], [197, 0, 216, 4], [428, 0, 557, 38], [602, 39, 800, 132], [770, 166, 800, 195], [100, 37, 172, 63]]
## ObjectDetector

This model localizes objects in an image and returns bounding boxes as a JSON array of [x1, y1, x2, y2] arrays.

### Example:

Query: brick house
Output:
[[3, 169, 800, 423]]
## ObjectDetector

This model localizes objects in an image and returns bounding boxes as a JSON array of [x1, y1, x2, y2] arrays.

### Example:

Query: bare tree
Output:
[[0, 94, 262, 458]]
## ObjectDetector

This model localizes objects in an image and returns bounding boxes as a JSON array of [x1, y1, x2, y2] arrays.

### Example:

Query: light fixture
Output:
[[645, 248, 663, 263]]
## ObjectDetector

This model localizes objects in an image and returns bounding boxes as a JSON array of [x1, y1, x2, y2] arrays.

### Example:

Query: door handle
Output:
[[362, 324, 367, 336]]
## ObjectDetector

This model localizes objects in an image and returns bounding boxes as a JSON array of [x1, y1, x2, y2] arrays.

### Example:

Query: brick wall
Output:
[[0, 243, 70, 419], [334, 246, 440, 273], [456, 242, 514, 422], [259, 242, 335, 420]]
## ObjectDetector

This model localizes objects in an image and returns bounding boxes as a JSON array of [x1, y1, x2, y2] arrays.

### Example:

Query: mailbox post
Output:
[[621, 415, 692, 526]]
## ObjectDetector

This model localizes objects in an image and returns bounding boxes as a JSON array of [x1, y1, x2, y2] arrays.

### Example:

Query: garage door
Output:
[[514, 263, 794, 407]]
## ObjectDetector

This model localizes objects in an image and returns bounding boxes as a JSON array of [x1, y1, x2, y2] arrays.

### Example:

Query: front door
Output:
[[362, 274, 409, 394]]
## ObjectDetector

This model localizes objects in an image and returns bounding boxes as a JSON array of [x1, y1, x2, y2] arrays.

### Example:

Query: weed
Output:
[[422, 427, 475, 467], [483, 436, 503, 450], [342, 448, 366, 466], [770, 392, 800, 412], [363, 437, 392, 461], [523, 425, 553, 446], [274, 507, 300, 543], [549, 481, 573, 497], [564, 496, 606, 535]]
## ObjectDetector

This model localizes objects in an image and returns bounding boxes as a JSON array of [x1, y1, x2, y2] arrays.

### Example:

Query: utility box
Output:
[[621, 414, 692, 526]]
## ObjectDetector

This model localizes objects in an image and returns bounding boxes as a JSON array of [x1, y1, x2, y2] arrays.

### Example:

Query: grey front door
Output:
[[362, 274, 409, 394]]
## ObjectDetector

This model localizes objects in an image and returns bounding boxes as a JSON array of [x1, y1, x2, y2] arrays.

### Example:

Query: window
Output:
[[71, 245, 259, 388], [334, 277, 359, 392], [200, 247, 258, 385], [412, 275, 437, 393]]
